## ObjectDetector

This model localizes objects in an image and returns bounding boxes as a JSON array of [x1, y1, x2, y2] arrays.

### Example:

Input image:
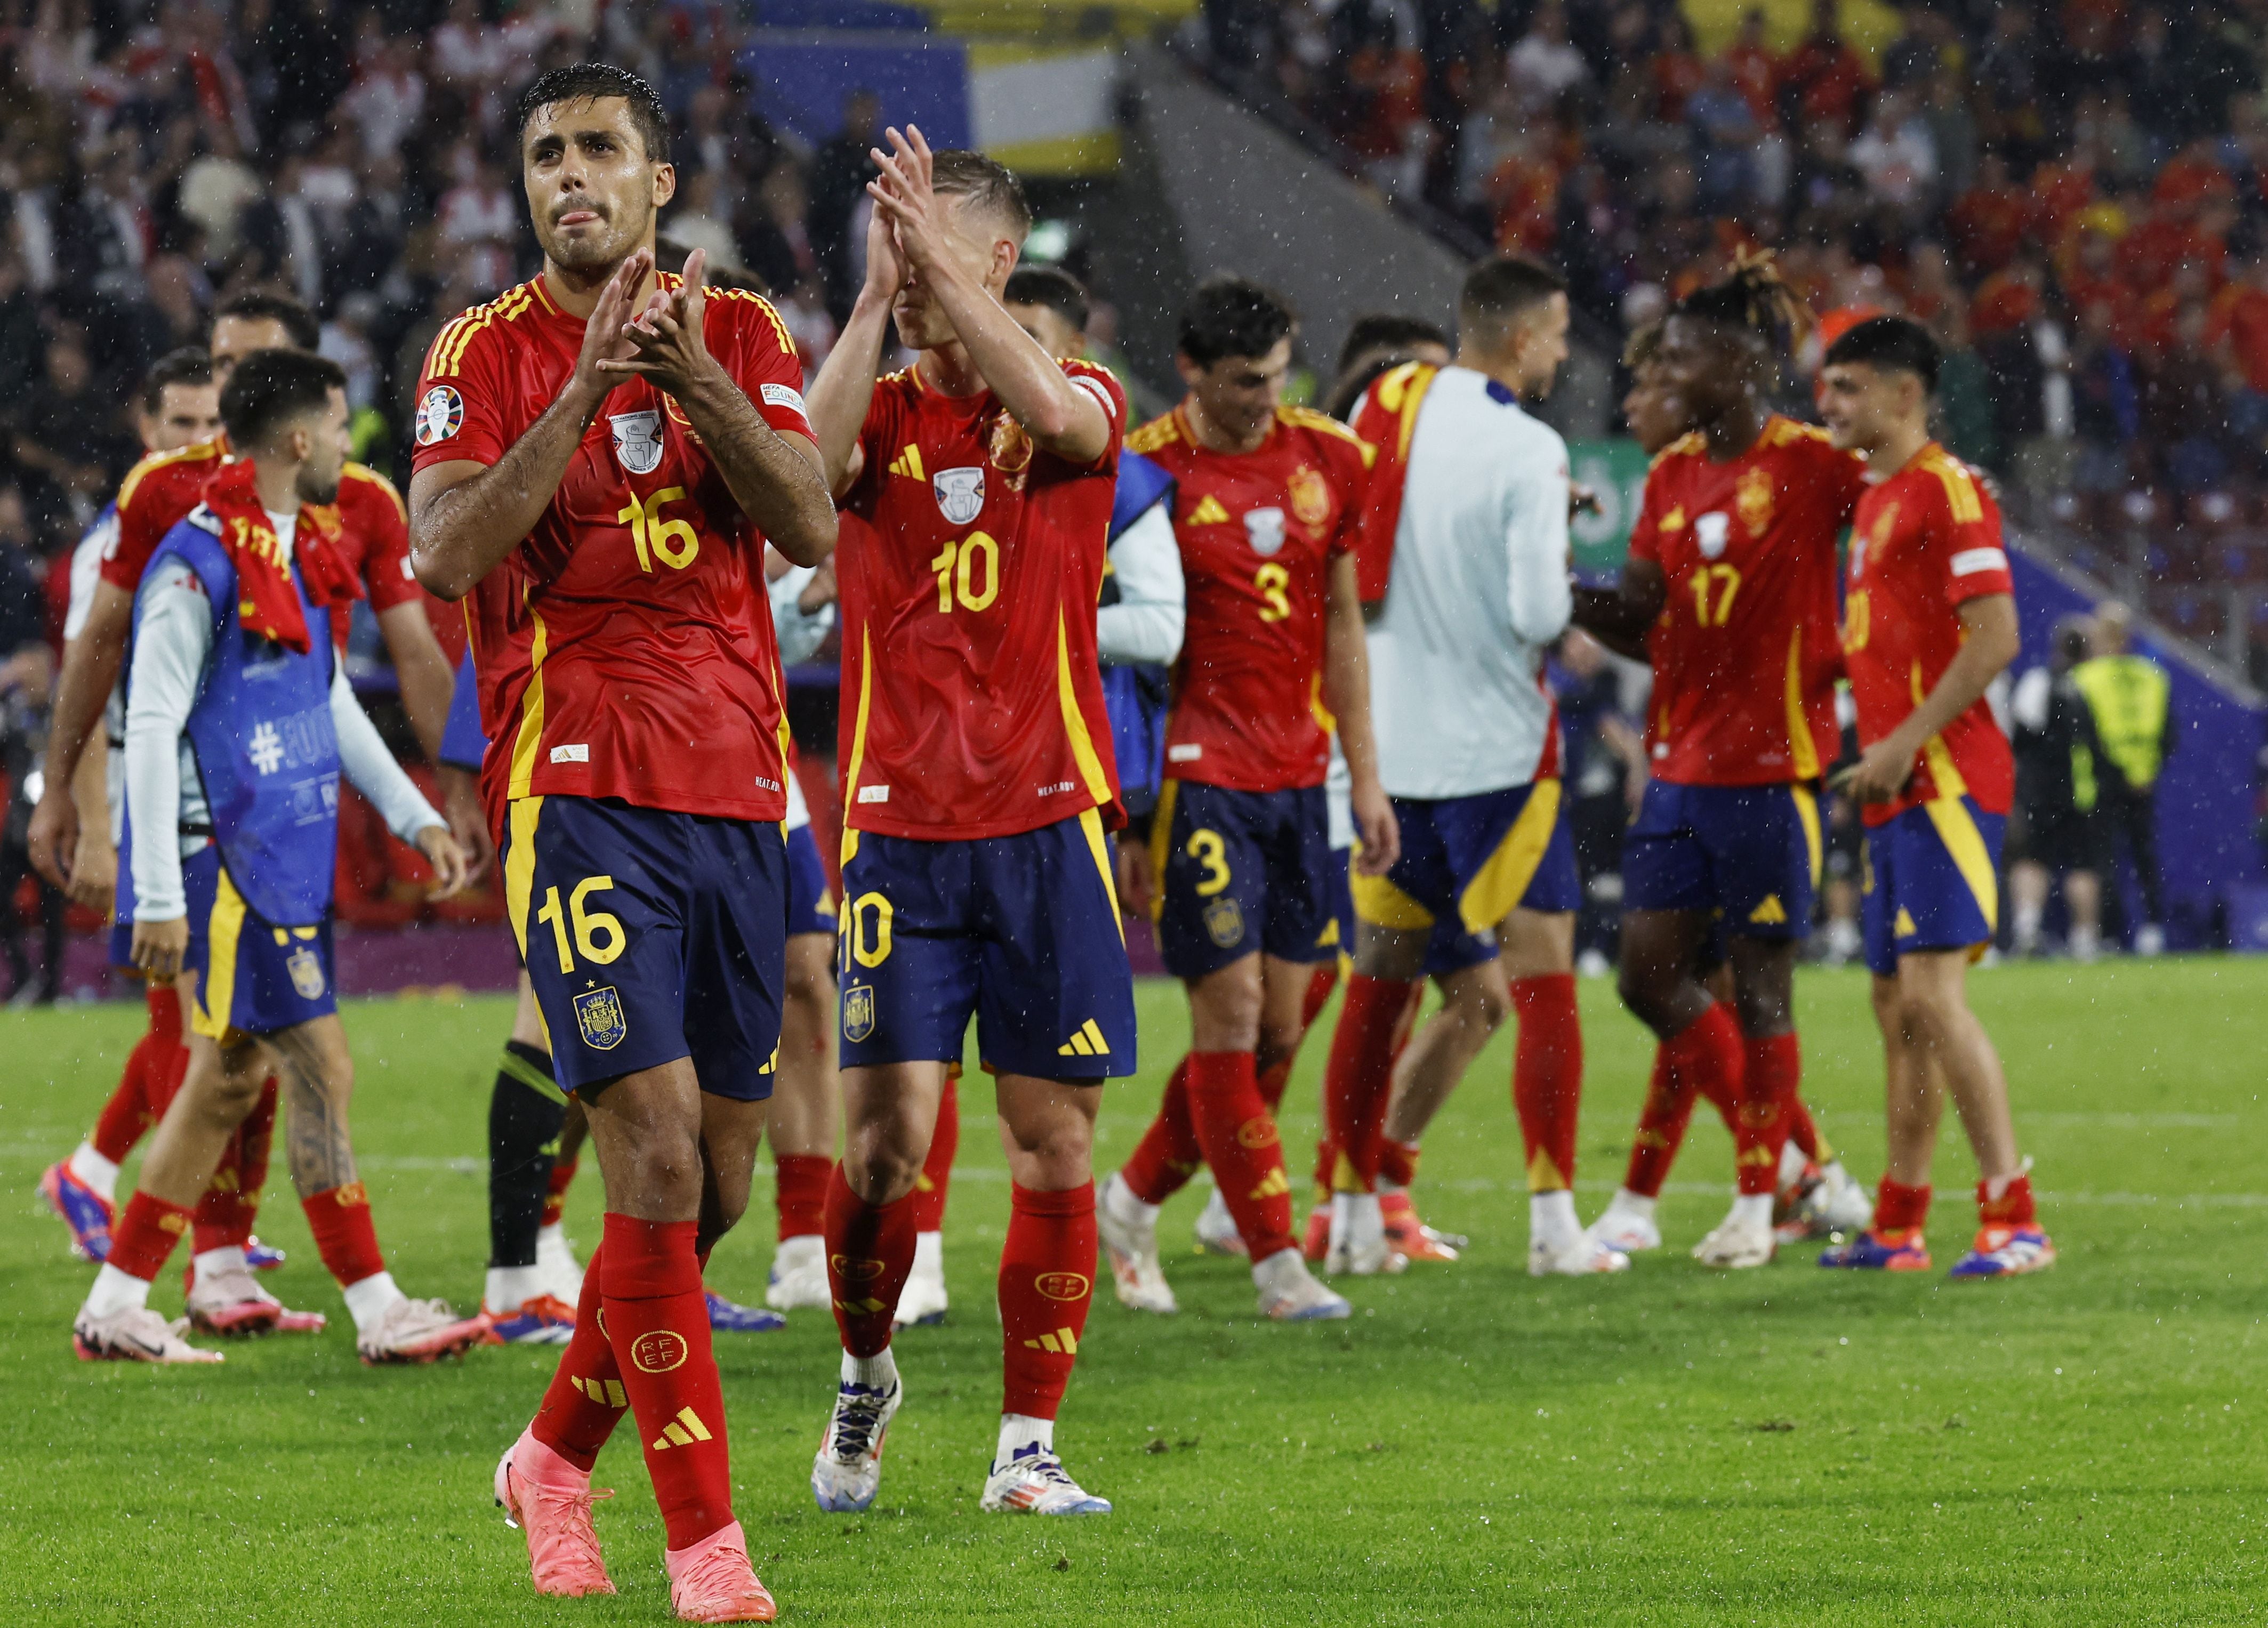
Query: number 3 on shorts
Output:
[[535, 876, 626, 973]]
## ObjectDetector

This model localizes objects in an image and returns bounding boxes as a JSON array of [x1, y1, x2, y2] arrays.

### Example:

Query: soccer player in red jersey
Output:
[[1096, 276, 1394, 1323], [803, 130, 1132, 1518], [409, 65, 835, 1619], [1815, 315, 2054, 1279], [1572, 261, 1870, 1269]]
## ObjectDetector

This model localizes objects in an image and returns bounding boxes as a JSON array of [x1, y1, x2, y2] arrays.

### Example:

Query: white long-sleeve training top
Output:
[[1366, 366, 1573, 800], [1096, 500, 1185, 666], [768, 560, 834, 835], [125, 510, 445, 922], [66, 511, 128, 843]]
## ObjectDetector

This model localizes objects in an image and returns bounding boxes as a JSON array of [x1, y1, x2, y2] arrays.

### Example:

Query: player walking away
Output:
[[2007, 616, 2105, 959], [1320, 255, 1623, 1279], [411, 65, 835, 1619], [1571, 260, 1870, 1270], [73, 350, 477, 1365], [803, 130, 1132, 1519], [1096, 276, 1393, 1322], [1815, 316, 2055, 1280]]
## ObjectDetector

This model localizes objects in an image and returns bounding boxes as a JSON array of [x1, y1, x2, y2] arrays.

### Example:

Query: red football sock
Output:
[[823, 1164, 916, 1357], [600, 1214, 733, 1550], [1187, 1051, 1294, 1260], [775, 1154, 832, 1242], [1661, 1002, 1746, 1180], [1376, 1137, 1420, 1189], [143, 1038, 193, 1124], [1119, 1055, 1203, 1206], [999, 1181, 1096, 1421], [1510, 974, 1583, 1192], [542, 1158, 576, 1230], [1622, 1046, 1692, 1199], [1322, 974, 1416, 1192], [1738, 1032, 1800, 1197], [108, 1190, 193, 1283], [530, 1239, 626, 1472], [1978, 1172, 2037, 1228], [195, 1076, 276, 1254], [1301, 960, 1340, 1027], [1784, 1094, 1827, 1163], [1876, 1178, 1931, 1231], [91, 986, 180, 1163], [301, 1183, 387, 1288], [911, 1072, 959, 1232]]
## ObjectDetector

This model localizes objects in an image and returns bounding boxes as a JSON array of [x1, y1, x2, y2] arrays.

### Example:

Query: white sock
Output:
[[774, 1232, 823, 1271], [1607, 1187, 1657, 1221], [1103, 1172, 1160, 1226], [1731, 1192, 1773, 1230], [1777, 1138, 1810, 1187], [486, 1264, 545, 1312], [995, 1412, 1053, 1466], [1251, 1245, 1310, 1295], [194, 1244, 248, 1282], [1530, 1189, 1580, 1250], [535, 1222, 572, 1258], [2013, 903, 2042, 942], [843, 1345, 899, 1391], [84, 1262, 152, 1319], [67, 1142, 120, 1204], [341, 1270, 404, 1335], [910, 1230, 944, 1279], [2071, 925, 2100, 956]]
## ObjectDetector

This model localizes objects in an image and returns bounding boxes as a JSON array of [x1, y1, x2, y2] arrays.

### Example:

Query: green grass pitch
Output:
[[4, 960, 2265, 1624]]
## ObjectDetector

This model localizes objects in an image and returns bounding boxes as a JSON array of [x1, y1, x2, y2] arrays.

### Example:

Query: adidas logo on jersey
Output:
[[888, 446, 926, 480], [1187, 494, 1230, 525], [1057, 1019, 1110, 1057]]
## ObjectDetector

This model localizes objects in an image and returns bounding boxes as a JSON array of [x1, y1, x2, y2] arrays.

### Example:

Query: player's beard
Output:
[[298, 465, 343, 508]]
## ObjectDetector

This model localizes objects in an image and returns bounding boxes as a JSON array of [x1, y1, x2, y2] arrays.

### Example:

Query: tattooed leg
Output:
[[260, 1015, 360, 1199]]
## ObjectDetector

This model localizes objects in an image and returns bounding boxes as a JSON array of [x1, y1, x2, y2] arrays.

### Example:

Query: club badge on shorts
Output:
[[286, 944, 327, 1001], [414, 385, 462, 446], [574, 986, 627, 1050], [933, 466, 985, 526], [1203, 896, 1246, 949], [842, 982, 876, 1044], [610, 409, 665, 475]]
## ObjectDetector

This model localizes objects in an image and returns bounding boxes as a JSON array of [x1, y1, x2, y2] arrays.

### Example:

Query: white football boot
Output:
[[1585, 1189, 1662, 1254], [1096, 1173, 1177, 1314], [765, 1233, 832, 1312], [1801, 1159, 1875, 1237], [1193, 1187, 1246, 1256], [74, 1303, 224, 1364], [1323, 1191, 1407, 1276], [1692, 1196, 1777, 1269], [812, 1355, 903, 1513], [981, 1444, 1112, 1516], [1253, 1246, 1351, 1320]]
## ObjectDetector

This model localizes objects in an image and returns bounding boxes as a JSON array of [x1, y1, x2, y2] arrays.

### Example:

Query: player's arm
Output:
[[433, 647, 494, 885], [1507, 437, 1575, 647], [868, 127, 1111, 464], [1096, 502, 1185, 665], [120, 568, 208, 981], [805, 211, 901, 495], [409, 253, 649, 601], [66, 716, 115, 914], [597, 251, 836, 567], [26, 582, 133, 887], [1325, 551, 1399, 874], [1569, 562, 1662, 662], [328, 659, 467, 898], [375, 601, 454, 763], [1846, 593, 2020, 804]]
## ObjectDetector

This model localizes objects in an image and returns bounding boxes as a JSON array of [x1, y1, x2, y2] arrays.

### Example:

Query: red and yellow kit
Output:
[[1344, 359, 1435, 603], [1627, 415, 1868, 785], [410, 272, 817, 826], [1127, 403, 1372, 793], [835, 359, 1128, 840], [1841, 442, 2015, 826]]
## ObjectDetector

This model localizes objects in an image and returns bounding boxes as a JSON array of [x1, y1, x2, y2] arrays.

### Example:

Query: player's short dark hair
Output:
[[1179, 276, 1297, 368], [140, 347, 214, 415], [220, 349, 347, 450], [1458, 255, 1566, 341], [213, 291, 319, 353], [1003, 264, 1090, 334], [1337, 313, 1449, 376], [930, 149, 1030, 241], [517, 62, 672, 165], [1822, 313, 1941, 392]]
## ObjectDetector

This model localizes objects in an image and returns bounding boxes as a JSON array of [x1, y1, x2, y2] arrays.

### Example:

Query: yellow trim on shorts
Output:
[[1146, 780, 1179, 924], [1457, 779, 1562, 935], [191, 867, 248, 1040], [1792, 784, 1822, 889], [503, 799, 553, 1050], [1350, 867, 1436, 931], [1079, 807, 1125, 944], [1921, 794, 1998, 936]]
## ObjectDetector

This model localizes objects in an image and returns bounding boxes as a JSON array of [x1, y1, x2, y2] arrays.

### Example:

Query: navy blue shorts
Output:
[[1151, 780, 1336, 979], [503, 796, 786, 1100], [1622, 780, 1821, 940], [836, 811, 1136, 1082], [1862, 796, 2005, 977], [786, 823, 836, 939], [181, 845, 337, 1040], [1327, 847, 1494, 977], [1354, 781, 1580, 946]]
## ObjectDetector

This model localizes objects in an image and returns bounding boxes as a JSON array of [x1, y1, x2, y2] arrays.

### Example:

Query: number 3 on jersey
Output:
[[1254, 562, 1290, 622], [930, 532, 1001, 613]]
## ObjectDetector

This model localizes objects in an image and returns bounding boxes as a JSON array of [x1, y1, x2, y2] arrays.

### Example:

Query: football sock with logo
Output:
[[912, 1072, 959, 1232], [1323, 975, 1417, 1192], [1187, 1051, 1294, 1260], [1662, 1001, 1746, 1176], [530, 1239, 625, 1473], [600, 1215, 733, 1550], [194, 1077, 276, 1254], [487, 1043, 566, 1271], [1978, 1171, 2036, 1228], [1875, 1178, 1931, 1233], [301, 1183, 398, 1331], [999, 1181, 1097, 1421], [1736, 1032, 1801, 1197], [823, 1164, 918, 1358], [775, 1155, 831, 1242], [1510, 975, 1583, 1194], [1119, 1055, 1203, 1205], [103, 1190, 194, 1290], [1623, 1046, 1693, 1199]]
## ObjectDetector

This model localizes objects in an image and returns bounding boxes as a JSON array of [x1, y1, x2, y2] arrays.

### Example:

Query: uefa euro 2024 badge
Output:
[[1243, 506, 1286, 557], [934, 466, 985, 526], [610, 409, 665, 475]]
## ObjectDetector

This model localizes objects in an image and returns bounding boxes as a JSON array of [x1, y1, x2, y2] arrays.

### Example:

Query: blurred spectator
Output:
[[12, 331, 133, 538], [2072, 603, 2173, 953]]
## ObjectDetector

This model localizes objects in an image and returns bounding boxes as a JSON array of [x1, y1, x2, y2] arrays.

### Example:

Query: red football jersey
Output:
[[836, 359, 1127, 840], [1129, 404, 1372, 793], [1842, 443, 2016, 826], [411, 273, 818, 825], [103, 438, 419, 638], [1628, 415, 1868, 786]]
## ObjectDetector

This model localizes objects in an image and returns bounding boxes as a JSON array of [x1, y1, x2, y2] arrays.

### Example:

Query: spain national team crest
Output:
[[1694, 511, 1731, 560], [286, 945, 326, 1001], [414, 384, 462, 447], [933, 466, 986, 526], [1288, 465, 1331, 528], [1203, 896, 1246, 949], [1242, 506, 1286, 558], [573, 986, 627, 1051], [843, 982, 876, 1044], [1737, 466, 1774, 536], [610, 409, 665, 475]]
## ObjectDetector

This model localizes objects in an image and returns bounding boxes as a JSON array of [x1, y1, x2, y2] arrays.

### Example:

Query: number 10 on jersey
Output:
[[930, 532, 1001, 613]]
